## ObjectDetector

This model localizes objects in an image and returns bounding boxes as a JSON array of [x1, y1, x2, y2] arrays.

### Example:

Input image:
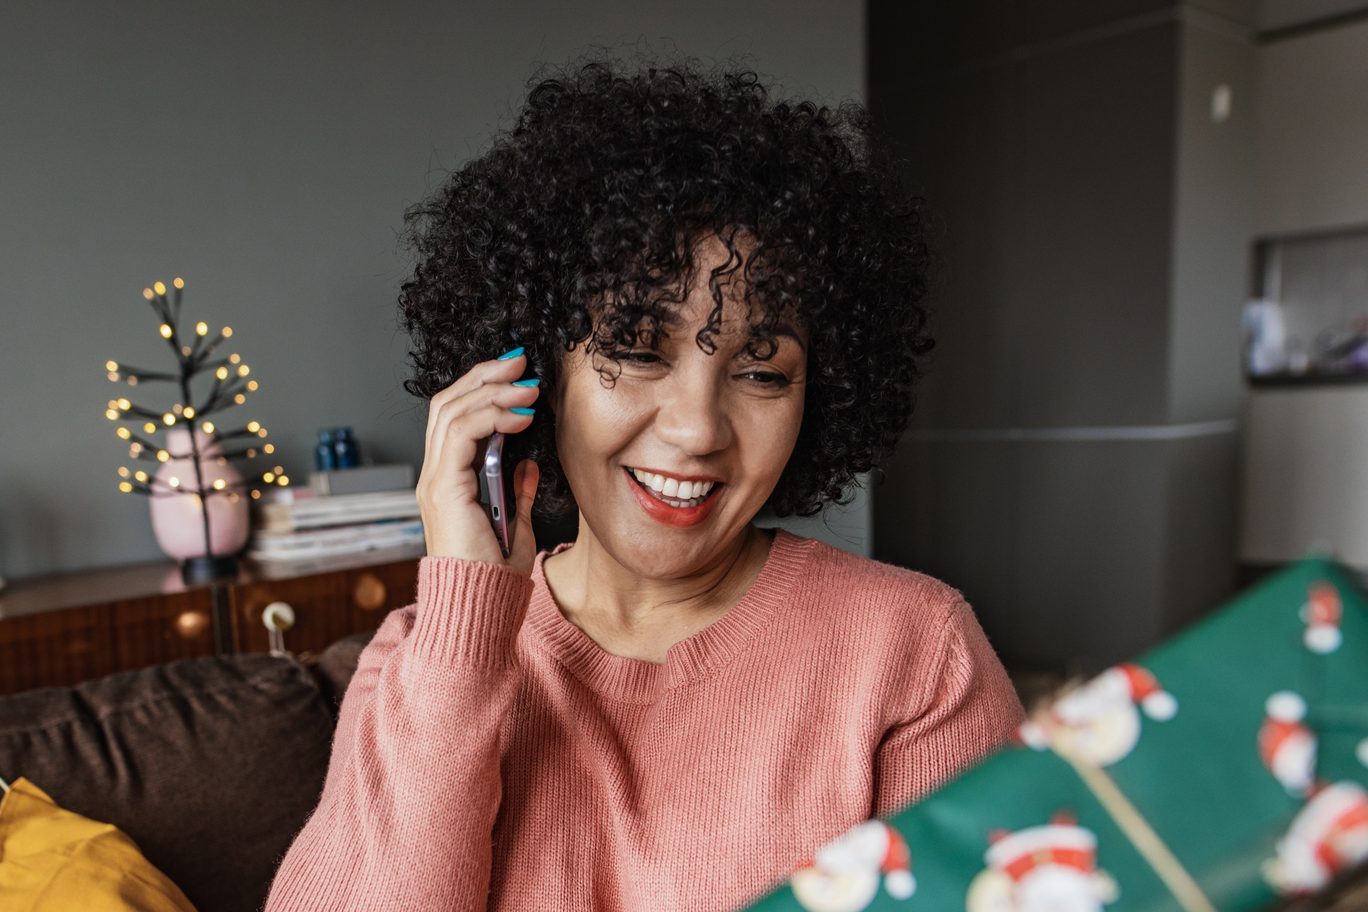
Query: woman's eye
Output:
[[611, 351, 662, 364], [740, 371, 789, 386]]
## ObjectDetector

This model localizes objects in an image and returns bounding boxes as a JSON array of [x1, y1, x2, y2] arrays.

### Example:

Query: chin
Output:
[[607, 519, 744, 576]]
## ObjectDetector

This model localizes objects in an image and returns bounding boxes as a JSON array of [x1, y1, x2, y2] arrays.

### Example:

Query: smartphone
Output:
[[481, 432, 515, 557]]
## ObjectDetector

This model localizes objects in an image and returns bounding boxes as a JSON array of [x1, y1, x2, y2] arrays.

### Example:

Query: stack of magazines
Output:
[[245, 464, 426, 570]]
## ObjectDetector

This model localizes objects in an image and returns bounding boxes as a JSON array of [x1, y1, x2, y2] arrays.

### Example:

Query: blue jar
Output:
[[315, 429, 337, 471], [333, 427, 361, 469]]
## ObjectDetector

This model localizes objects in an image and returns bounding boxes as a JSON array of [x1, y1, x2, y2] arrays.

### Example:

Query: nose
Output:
[[653, 363, 733, 456]]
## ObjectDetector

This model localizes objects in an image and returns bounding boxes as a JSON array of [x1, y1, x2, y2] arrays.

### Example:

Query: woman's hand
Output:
[[417, 348, 541, 575]]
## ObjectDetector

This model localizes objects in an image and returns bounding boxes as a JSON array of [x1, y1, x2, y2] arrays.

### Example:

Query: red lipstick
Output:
[[623, 467, 723, 528]]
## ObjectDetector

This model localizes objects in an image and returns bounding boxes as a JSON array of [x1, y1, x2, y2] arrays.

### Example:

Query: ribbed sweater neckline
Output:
[[523, 526, 814, 703]]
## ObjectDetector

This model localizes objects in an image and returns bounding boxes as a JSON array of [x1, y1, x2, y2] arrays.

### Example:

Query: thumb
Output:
[[511, 458, 540, 566]]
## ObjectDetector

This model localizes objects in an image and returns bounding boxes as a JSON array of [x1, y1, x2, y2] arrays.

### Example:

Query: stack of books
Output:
[[245, 464, 426, 570]]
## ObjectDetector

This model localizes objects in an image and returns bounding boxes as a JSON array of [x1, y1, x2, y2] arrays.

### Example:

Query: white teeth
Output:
[[628, 468, 717, 503]]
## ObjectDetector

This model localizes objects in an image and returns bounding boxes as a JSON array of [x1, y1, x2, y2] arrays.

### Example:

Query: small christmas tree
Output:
[[104, 277, 289, 581]]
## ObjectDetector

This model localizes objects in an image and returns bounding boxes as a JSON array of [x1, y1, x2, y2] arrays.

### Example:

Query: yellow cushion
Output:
[[0, 777, 195, 911]]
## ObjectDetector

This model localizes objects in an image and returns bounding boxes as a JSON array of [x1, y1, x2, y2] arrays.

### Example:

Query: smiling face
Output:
[[551, 232, 809, 578]]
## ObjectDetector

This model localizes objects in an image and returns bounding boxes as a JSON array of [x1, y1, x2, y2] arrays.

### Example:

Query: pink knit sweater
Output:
[[264, 527, 1024, 911]]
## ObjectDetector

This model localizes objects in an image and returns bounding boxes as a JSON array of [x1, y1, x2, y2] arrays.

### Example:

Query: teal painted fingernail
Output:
[[496, 346, 524, 360], [510, 407, 535, 415], [512, 378, 540, 387]]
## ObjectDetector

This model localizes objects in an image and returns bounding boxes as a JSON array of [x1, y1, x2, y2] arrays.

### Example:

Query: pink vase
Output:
[[150, 426, 251, 562]]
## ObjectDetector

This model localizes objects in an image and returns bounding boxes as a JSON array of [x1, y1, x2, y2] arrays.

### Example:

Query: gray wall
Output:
[[869, 1, 1255, 670], [0, 0, 869, 580], [1255, 14, 1368, 234]]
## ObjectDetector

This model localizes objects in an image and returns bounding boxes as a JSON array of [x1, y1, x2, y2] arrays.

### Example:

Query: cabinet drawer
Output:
[[0, 590, 215, 696], [229, 558, 420, 655]]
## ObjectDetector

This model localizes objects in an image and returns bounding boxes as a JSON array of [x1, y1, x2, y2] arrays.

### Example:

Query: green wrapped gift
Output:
[[743, 556, 1368, 912]]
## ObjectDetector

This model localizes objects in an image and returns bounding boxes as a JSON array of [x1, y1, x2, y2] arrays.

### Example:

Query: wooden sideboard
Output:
[[0, 546, 424, 696]]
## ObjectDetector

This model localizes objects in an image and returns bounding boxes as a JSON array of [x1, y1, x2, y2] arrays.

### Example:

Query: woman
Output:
[[266, 53, 1024, 911]]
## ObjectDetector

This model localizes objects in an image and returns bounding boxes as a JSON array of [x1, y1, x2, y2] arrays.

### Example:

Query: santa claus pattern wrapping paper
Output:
[[741, 556, 1368, 912]]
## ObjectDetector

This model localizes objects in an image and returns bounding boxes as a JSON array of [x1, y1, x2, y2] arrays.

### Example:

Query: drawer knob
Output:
[[354, 573, 387, 612], [262, 601, 296, 656]]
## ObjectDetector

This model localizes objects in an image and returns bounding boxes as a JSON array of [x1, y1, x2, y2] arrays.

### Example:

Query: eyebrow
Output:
[[650, 316, 808, 354], [766, 322, 808, 354]]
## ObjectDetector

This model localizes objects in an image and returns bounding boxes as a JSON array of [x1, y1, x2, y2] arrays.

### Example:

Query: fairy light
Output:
[[104, 277, 281, 528]]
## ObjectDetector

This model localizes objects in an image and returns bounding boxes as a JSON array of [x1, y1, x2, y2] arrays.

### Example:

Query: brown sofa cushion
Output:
[[0, 653, 335, 912], [303, 629, 376, 719]]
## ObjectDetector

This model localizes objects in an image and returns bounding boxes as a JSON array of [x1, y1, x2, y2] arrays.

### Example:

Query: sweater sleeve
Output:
[[263, 556, 534, 912], [871, 598, 1025, 819]]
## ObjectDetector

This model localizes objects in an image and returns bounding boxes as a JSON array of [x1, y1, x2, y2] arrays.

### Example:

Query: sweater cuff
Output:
[[410, 556, 534, 666]]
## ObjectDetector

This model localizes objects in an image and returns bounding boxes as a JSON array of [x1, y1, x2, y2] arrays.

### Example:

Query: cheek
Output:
[[745, 396, 805, 478]]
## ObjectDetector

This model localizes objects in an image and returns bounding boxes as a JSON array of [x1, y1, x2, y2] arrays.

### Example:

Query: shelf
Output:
[[1246, 371, 1368, 388]]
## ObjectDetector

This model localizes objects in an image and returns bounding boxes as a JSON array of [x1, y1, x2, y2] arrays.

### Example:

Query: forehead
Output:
[[663, 233, 808, 342]]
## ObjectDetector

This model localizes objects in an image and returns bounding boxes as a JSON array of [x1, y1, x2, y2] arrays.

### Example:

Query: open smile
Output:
[[622, 466, 725, 527]]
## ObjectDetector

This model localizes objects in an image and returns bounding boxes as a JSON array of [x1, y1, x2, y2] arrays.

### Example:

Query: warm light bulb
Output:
[[278, 475, 290, 486], [157, 450, 170, 462], [247, 421, 260, 432], [169, 477, 180, 487], [105, 409, 119, 420], [128, 376, 139, 386], [144, 422, 156, 433], [237, 364, 250, 376], [173, 277, 184, 289], [143, 288, 155, 301], [253, 423, 264, 433], [223, 326, 233, 338], [106, 360, 118, 371], [119, 481, 133, 493], [159, 324, 173, 339], [172, 403, 183, 414], [135, 470, 147, 482], [117, 427, 130, 439], [216, 366, 228, 380], [263, 471, 276, 483], [196, 321, 208, 336], [250, 489, 260, 499], [274, 465, 283, 473], [235, 394, 246, 404], [202, 421, 215, 433], [181, 345, 192, 356], [117, 466, 130, 477], [117, 398, 130, 409], [263, 443, 274, 454], [247, 380, 258, 391], [183, 406, 195, 418], [163, 413, 175, 425], [213, 478, 226, 490], [154, 281, 167, 296], [246, 447, 257, 457], [130, 442, 143, 454], [229, 353, 240, 363], [107, 371, 120, 381]]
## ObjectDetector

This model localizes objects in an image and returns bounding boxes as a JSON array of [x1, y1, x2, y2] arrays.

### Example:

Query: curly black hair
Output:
[[399, 49, 934, 520]]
